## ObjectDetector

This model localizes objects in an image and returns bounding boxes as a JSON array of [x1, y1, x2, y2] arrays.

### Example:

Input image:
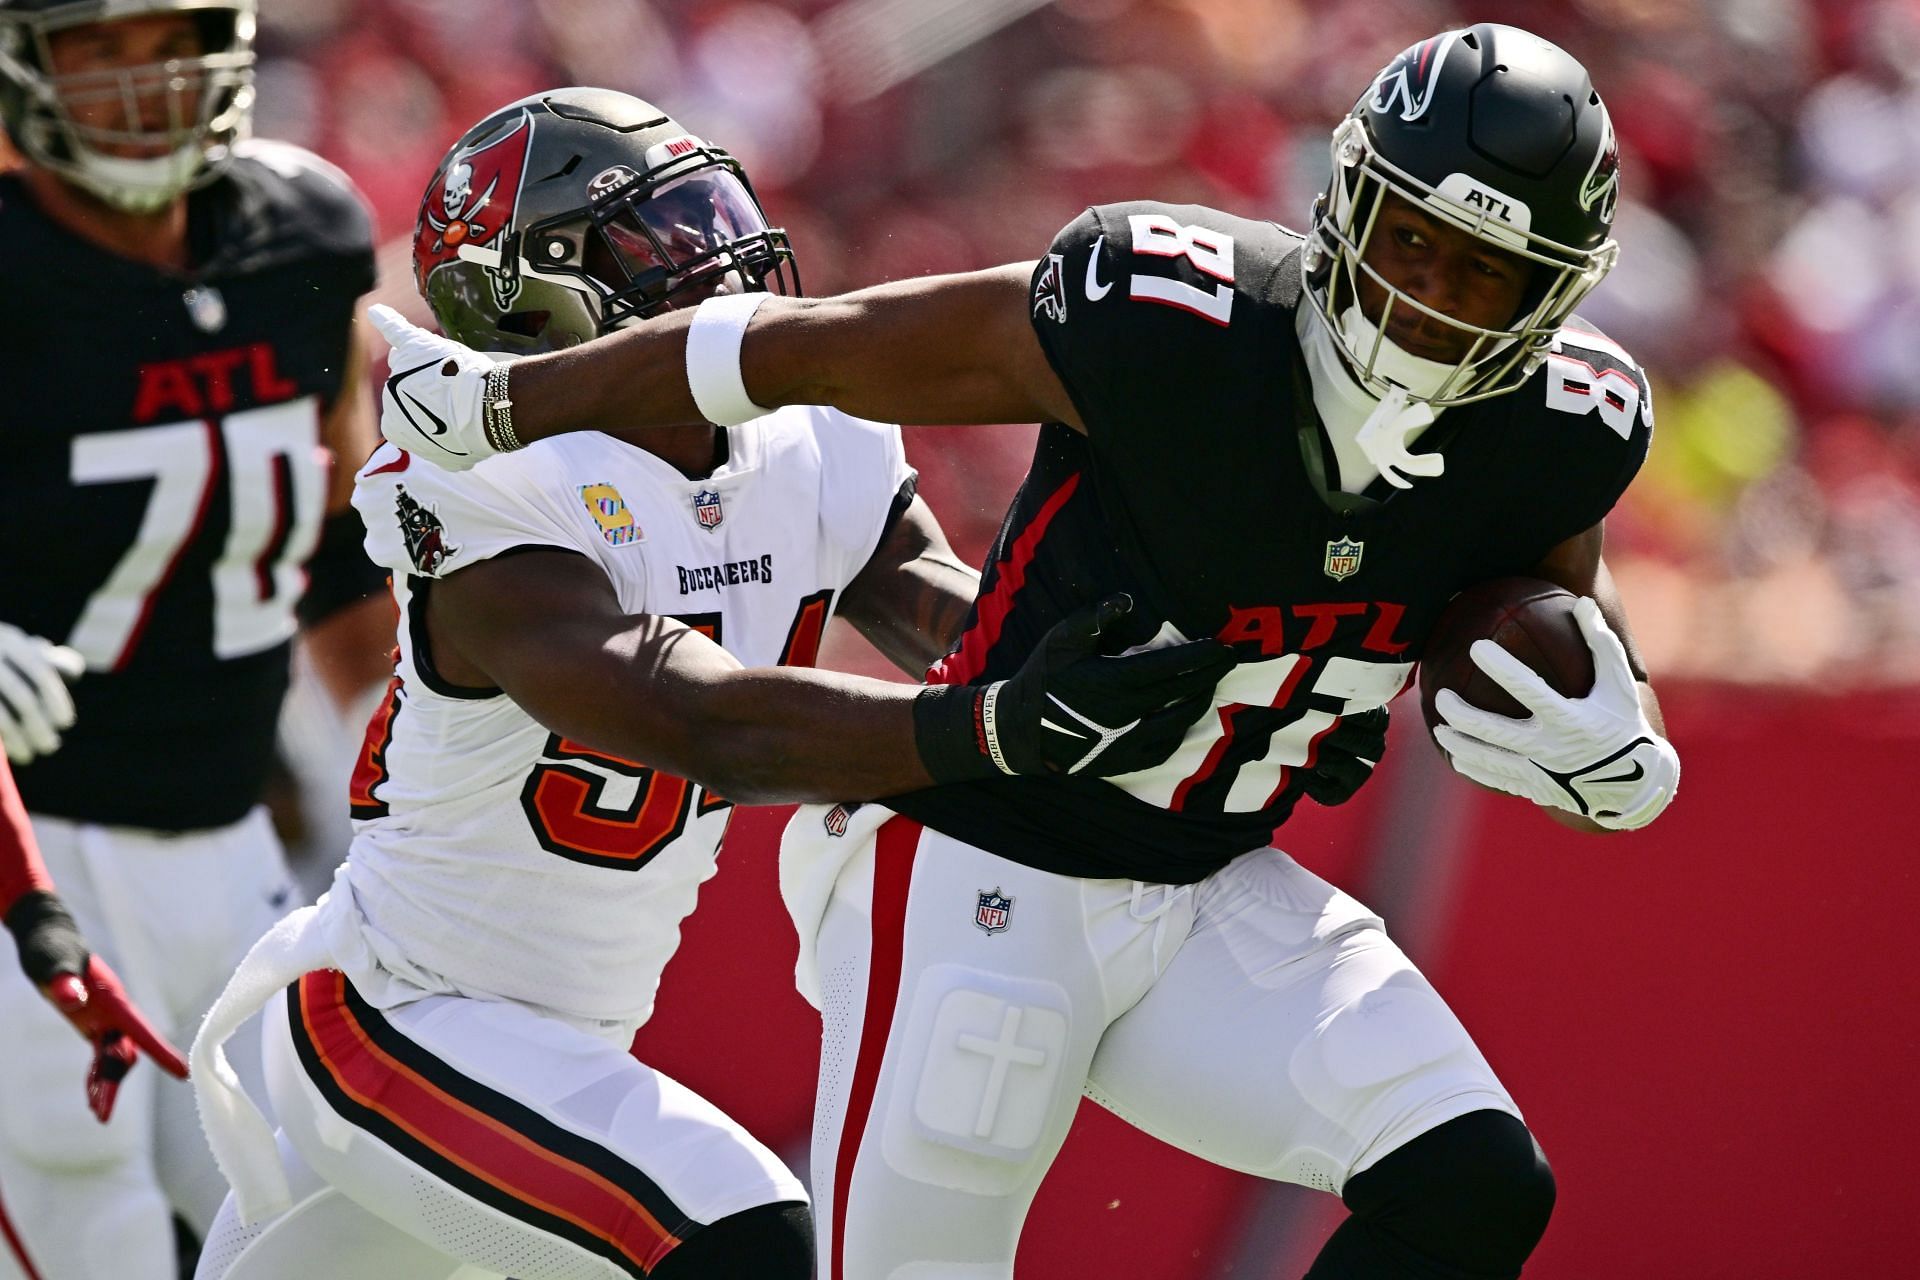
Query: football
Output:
[[1418, 578, 1595, 735]]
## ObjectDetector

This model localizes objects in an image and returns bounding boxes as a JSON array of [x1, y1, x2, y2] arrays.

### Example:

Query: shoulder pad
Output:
[[352, 443, 582, 580], [1537, 319, 1654, 442], [228, 139, 376, 263], [1039, 201, 1298, 331]]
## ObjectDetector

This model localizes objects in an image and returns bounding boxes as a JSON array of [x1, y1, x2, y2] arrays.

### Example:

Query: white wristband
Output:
[[978, 681, 1016, 776], [685, 292, 774, 426]]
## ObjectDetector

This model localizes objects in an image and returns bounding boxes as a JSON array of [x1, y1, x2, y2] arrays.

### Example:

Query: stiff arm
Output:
[[510, 265, 1081, 443]]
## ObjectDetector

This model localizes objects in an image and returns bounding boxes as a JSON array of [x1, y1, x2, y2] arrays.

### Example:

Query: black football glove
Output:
[[1297, 705, 1389, 807], [915, 594, 1237, 781]]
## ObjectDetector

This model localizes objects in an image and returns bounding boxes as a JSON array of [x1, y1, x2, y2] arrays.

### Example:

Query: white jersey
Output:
[[340, 406, 912, 1027]]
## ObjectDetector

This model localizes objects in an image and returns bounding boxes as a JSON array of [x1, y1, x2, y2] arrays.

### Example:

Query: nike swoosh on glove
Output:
[[1431, 597, 1679, 830], [993, 594, 1239, 777], [0, 622, 85, 765], [912, 595, 1238, 782], [368, 304, 503, 471]]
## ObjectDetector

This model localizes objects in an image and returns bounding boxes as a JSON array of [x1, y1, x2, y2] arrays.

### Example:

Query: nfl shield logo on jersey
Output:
[[692, 488, 724, 531], [823, 803, 860, 837], [974, 888, 1014, 935], [182, 285, 226, 333], [1323, 537, 1364, 581]]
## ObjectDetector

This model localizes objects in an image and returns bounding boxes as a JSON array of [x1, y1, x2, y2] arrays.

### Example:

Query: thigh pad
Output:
[[881, 964, 1078, 1197]]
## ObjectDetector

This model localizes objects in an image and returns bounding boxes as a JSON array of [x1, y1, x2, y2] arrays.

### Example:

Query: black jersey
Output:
[[1, 142, 375, 830], [888, 201, 1652, 883]]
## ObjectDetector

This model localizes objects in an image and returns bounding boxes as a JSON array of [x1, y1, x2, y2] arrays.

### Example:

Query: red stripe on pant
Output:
[[830, 817, 922, 1280], [298, 971, 680, 1273], [0, 1177, 45, 1280]]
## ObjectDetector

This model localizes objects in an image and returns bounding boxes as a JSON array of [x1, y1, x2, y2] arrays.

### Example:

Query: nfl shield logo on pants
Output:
[[1323, 537, 1364, 581], [692, 488, 724, 531], [974, 888, 1013, 935]]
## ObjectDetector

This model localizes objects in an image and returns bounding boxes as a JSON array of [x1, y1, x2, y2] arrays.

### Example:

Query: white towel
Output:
[[190, 899, 334, 1224]]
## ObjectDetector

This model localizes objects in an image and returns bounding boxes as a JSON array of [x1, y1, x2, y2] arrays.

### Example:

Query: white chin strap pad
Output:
[[1336, 302, 1458, 400]]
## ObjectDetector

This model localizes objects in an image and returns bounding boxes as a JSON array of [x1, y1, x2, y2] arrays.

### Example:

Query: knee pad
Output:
[[652, 1202, 811, 1280], [879, 964, 1076, 1197], [1341, 1110, 1555, 1278]]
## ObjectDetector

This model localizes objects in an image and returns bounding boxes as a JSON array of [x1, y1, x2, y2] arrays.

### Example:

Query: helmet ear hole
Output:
[[496, 311, 551, 339]]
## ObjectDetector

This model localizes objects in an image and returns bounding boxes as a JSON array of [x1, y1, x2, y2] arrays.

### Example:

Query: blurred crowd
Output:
[[254, 0, 1920, 687]]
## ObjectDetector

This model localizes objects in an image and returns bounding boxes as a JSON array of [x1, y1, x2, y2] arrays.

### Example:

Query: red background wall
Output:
[[632, 685, 1919, 1278]]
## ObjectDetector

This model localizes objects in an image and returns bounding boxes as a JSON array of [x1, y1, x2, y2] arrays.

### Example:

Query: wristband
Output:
[[977, 683, 1015, 775], [483, 362, 521, 453], [685, 292, 773, 426], [4, 890, 88, 988], [910, 683, 1001, 783]]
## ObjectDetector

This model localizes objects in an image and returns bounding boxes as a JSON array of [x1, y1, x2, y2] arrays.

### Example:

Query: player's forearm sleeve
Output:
[[0, 757, 54, 915]]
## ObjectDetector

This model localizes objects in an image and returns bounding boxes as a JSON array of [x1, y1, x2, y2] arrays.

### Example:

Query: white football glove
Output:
[[368, 304, 501, 472], [0, 623, 86, 765], [1432, 596, 1679, 831]]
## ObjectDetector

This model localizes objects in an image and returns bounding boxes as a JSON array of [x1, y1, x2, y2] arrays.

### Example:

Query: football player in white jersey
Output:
[[188, 88, 1234, 1280]]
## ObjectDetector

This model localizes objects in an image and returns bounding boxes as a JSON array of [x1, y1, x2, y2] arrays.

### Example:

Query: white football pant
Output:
[[195, 971, 806, 1279], [799, 816, 1519, 1280], [0, 809, 296, 1280]]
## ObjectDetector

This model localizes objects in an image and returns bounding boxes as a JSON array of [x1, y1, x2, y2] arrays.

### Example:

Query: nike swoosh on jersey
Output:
[[1085, 236, 1113, 301], [385, 358, 454, 439]]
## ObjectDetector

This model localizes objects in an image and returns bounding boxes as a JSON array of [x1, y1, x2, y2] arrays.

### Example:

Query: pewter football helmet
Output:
[[413, 87, 799, 355]]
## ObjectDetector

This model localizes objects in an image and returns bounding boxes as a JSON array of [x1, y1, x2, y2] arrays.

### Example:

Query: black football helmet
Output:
[[1302, 24, 1621, 407], [413, 88, 799, 356], [0, 0, 255, 212]]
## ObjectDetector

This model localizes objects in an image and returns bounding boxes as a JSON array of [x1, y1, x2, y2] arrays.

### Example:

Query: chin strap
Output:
[[1353, 385, 1442, 490]]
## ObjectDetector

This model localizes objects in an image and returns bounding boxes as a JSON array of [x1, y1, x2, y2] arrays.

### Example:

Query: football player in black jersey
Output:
[[372, 24, 1679, 1280], [0, 3, 389, 1278]]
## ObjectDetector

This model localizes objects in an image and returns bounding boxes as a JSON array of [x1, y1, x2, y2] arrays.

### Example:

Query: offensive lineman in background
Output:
[[373, 25, 1681, 1280], [189, 89, 1235, 1279], [0, 2, 390, 1276]]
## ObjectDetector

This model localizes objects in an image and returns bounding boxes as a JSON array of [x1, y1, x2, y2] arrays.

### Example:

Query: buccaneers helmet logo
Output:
[[414, 113, 534, 294], [1369, 31, 1459, 123]]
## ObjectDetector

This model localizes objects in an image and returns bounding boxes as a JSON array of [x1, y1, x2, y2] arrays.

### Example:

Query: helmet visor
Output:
[[588, 169, 776, 312]]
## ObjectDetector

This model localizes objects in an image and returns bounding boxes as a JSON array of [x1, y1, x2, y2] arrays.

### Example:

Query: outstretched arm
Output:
[[422, 550, 1231, 805], [533, 266, 1079, 437], [371, 266, 1082, 469]]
